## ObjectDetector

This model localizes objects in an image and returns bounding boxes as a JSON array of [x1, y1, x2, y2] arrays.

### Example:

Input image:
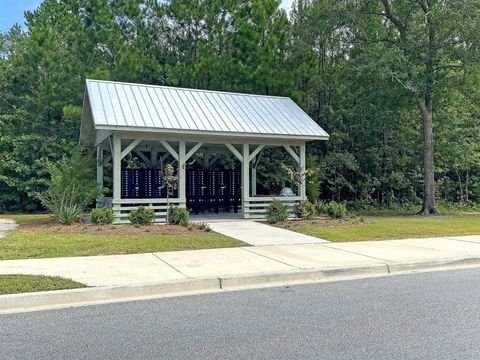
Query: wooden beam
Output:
[[108, 136, 113, 155], [134, 150, 151, 165], [120, 139, 142, 160], [249, 145, 265, 162], [284, 145, 299, 164], [186, 142, 203, 161], [253, 148, 264, 168], [103, 154, 112, 164], [225, 143, 243, 163], [160, 140, 179, 161]]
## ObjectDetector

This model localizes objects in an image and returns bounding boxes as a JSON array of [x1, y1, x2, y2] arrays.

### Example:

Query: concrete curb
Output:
[[2, 257, 480, 313], [0, 278, 220, 313], [220, 264, 389, 289]]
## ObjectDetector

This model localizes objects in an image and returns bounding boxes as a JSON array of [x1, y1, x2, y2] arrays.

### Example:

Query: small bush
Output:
[[188, 222, 211, 232], [293, 200, 315, 219], [54, 204, 84, 225], [266, 199, 289, 224], [314, 200, 328, 215], [167, 206, 189, 227], [128, 206, 155, 225], [326, 201, 348, 219], [91, 208, 115, 225], [198, 222, 211, 231]]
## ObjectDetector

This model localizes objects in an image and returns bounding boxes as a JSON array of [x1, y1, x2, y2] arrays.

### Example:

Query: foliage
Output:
[[34, 149, 98, 225], [306, 155, 320, 202], [293, 200, 315, 220], [313, 200, 328, 216], [1, 0, 480, 213], [90, 207, 115, 225], [326, 201, 348, 219], [266, 199, 289, 224], [162, 163, 178, 223], [167, 206, 189, 227], [128, 206, 155, 225]]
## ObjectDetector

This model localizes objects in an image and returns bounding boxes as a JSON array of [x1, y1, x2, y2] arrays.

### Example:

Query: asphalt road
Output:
[[1, 269, 480, 360]]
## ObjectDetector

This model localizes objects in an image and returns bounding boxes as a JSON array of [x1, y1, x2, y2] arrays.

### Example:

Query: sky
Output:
[[0, 0, 294, 31]]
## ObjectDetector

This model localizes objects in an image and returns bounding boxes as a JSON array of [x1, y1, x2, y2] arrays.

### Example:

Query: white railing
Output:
[[243, 196, 303, 219], [111, 198, 186, 224]]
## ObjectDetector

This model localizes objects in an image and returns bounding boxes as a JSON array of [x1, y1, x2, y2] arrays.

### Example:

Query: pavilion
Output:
[[80, 79, 328, 223]]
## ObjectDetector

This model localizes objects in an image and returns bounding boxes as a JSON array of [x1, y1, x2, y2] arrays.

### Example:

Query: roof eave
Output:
[[94, 125, 329, 142]]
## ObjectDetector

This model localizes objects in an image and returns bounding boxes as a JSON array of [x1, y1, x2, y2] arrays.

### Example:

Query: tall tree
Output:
[[362, 0, 480, 214]]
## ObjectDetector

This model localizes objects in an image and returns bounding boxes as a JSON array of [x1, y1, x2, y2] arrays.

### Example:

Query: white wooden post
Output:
[[151, 147, 158, 167], [96, 145, 104, 206], [252, 167, 257, 197], [97, 145, 103, 206], [299, 143, 306, 199], [242, 143, 250, 217], [112, 135, 121, 202], [178, 141, 186, 205]]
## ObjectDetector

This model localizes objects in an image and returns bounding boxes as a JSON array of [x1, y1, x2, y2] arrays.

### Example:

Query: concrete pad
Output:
[[390, 238, 480, 257], [244, 244, 385, 269], [0, 254, 186, 286], [324, 240, 460, 262], [0, 219, 18, 239], [446, 235, 480, 243], [208, 220, 328, 246], [154, 247, 295, 278]]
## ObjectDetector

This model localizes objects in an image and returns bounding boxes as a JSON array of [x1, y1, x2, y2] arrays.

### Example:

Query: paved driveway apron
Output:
[[207, 220, 328, 246]]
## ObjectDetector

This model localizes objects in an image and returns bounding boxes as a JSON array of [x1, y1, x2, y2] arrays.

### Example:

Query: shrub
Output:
[[293, 200, 315, 219], [167, 206, 189, 227], [34, 149, 99, 225], [91, 208, 115, 225], [128, 206, 155, 225], [314, 200, 328, 215], [326, 201, 348, 219], [266, 199, 289, 224], [198, 222, 211, 231], [188, 222, 211, 232]]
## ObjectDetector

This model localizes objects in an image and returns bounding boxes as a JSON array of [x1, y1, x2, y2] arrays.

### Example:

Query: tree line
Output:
[[1, 0, 479, 212]]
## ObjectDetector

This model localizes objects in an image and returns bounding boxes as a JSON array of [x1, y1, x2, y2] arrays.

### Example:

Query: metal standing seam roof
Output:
[[82, 79, 329, 141]]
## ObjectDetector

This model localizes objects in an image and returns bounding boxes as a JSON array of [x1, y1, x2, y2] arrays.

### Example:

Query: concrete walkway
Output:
[[0, 219, 17, 239], [1, 235, 480, 287], [207, 220, 328, 245]]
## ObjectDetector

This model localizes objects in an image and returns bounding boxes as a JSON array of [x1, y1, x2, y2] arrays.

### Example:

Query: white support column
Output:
[[178, 141, 186, 205], [252, 167, 257, 197], [151, 147, 158, 167], [96, 145, 104, 206], [242, 144, 250, 217], [299, 143, 306, 199], [112, 135, 121, 202]]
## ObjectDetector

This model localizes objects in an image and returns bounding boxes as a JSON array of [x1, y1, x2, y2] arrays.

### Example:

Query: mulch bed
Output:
[[18, 216, 206, 235], [273, 216, 370, 229]]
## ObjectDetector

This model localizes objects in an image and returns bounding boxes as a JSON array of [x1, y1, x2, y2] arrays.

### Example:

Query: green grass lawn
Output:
[[0, 230, 244, 260], [0, 214, 247, 260], [292, 215, 480, 242], [0, 274, 86, 295]]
